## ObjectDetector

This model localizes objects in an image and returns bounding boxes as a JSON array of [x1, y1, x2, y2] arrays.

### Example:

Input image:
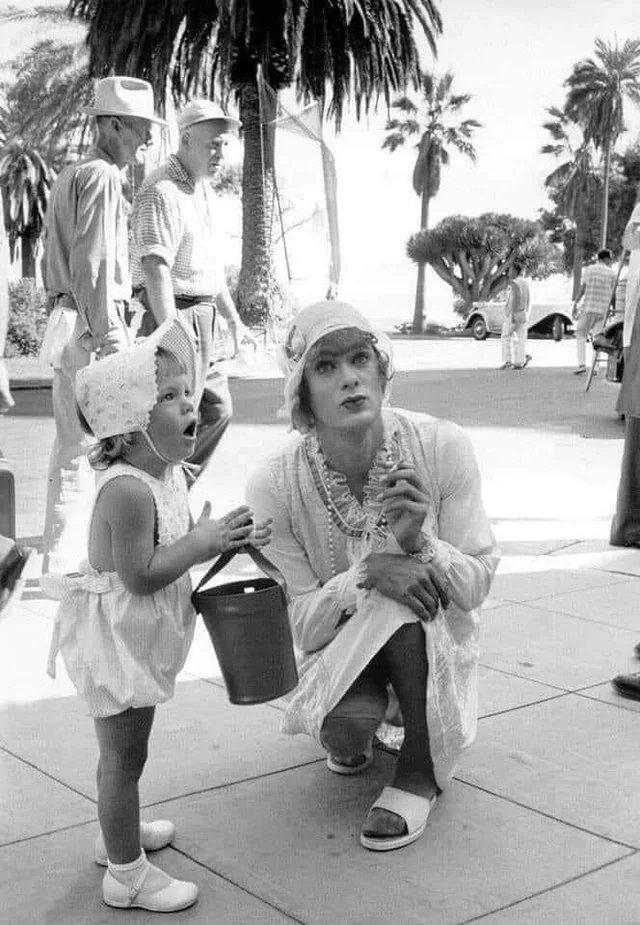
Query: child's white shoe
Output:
[[95, 820, 175, 866], [102, 860, 198, 912]]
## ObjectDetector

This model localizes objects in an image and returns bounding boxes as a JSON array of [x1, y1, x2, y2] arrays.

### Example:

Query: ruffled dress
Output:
[[246, 408, 499, 789], [46, 463, 196, 717]]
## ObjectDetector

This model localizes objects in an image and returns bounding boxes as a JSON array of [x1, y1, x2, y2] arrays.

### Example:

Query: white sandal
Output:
[[360, 786, 436, 851]]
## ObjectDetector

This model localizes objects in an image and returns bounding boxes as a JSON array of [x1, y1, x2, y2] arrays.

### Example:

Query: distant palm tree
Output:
[[383, 72, 480, 333], [565, 38, 640, 248], [0, 142, 55, 278], [68, 0, 443, 324], [542, 105, 600, 299]]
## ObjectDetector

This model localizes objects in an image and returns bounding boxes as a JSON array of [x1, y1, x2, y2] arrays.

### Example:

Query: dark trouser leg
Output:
[[380, 623, 437, 793], [320, 657, 388, 761], [362, 622, 438, 839], [138, 298, 231, 477], [611, 415, 640, 546], [189, 366, 233, 473]]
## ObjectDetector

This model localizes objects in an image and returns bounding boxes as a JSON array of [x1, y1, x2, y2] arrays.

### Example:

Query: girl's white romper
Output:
[[46, 463, 196, 717]]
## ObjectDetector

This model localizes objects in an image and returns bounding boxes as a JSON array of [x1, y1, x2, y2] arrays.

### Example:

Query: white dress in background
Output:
[[46, 463, 196, 717], [246, 408, 499, 789]]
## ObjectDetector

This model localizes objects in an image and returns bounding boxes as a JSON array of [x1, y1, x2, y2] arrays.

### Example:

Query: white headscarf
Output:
[[276, 300, 394, 431]]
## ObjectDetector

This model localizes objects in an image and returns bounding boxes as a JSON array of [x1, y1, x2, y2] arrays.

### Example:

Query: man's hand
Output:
[[0, 359, 14, 413], [93, 324, 131, 358], [228, 319, 257, 358], [359, 552, 449, 622], [381, 461, 429, 553]]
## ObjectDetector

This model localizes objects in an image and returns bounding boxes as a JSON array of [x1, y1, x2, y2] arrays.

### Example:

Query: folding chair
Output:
[[585, 252, 628, 393]]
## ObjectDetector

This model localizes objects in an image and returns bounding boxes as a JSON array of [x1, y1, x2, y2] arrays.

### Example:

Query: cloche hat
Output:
[[177, 99, 241, 134], [81, 76, 167, 126], [276, 300, 394, 431]]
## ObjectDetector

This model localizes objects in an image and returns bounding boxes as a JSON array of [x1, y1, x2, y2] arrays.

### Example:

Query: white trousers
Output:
[[42, 309, 128, 575], [575, 311, 604, 367], [501, 318, 528, 365]]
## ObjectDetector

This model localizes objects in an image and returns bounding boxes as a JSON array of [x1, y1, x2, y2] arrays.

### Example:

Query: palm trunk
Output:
[[237, 79, 279, 327], [412, 190, 431, 334], [600, 139, 611, 249], [21, 232, 36, 279]]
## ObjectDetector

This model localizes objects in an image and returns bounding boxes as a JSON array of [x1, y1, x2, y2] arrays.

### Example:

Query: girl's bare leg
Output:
[[362, 623, 437, 838], [94, 706, 155, 864]]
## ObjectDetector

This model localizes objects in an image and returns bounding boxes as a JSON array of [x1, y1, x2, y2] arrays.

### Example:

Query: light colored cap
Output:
[[81, 76, 167, 125], [76, 318, 199, 440], [276, 300, 394, 431], [177, 99, 241, 134]]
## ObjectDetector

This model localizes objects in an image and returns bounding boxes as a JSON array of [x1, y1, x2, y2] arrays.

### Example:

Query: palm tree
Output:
[[382, 71, 480, 332], [565, 38, 640, 248], [68, 0, 443, 324], [542, 105, 600, 299], [0, 142, 55, 278]]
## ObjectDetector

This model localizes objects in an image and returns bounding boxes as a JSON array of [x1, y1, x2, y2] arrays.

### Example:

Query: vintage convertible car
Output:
[[464, 301, 575, 341]]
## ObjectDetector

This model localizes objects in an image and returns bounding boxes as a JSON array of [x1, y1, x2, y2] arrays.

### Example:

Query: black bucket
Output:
[[192, 545, 298, 704]]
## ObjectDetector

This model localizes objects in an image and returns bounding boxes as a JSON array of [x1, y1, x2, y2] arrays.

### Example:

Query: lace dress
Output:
[[46, 463, 196, 717], [246, 408, 499, 788]]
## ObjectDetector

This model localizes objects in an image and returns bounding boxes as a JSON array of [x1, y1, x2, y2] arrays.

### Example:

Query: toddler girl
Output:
[[46, 318, 271, 913]]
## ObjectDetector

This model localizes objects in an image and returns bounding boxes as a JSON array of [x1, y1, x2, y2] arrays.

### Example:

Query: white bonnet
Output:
[[76, 317, 199, 440], [276, 300, 394, 429]]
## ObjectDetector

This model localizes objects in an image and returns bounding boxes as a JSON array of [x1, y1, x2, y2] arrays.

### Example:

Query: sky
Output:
[[1, 0, 640, 326]]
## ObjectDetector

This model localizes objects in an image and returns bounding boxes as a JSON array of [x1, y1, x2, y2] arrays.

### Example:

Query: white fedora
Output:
[[82, 76, 167, 125], [177, 99, 241, 134]]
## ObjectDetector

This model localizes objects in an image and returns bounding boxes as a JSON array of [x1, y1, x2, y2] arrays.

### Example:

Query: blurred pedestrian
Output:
[[40, 77, 164, 574], [572, 248, 617, 375], [0, 214, 13, 414], [611, 198, 640, 547], [130, 99, 256, 482], [499, 265, 531, 370]]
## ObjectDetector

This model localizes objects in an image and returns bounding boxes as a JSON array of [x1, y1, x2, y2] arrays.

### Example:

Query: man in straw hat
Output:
[[131, 99, 256, 481], [41, 76, 166, 574]]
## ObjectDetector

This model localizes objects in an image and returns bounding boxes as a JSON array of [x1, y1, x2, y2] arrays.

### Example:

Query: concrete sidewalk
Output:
[[2, 339, 639, 923], [3, 535, 639, 924]]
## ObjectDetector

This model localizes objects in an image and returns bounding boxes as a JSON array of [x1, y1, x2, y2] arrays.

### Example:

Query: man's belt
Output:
[[174, 294, 215, 309]]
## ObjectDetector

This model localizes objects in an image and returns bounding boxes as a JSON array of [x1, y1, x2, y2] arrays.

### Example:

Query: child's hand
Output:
[[193, 503, 255, 559], [246, 518, 273, 548]]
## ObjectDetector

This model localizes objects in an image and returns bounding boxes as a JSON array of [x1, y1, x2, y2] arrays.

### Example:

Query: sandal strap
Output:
[[370, 786, 433, 830]]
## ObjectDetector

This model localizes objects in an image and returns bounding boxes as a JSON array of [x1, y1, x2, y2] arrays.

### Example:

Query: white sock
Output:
[[108, 850, 148, 885]]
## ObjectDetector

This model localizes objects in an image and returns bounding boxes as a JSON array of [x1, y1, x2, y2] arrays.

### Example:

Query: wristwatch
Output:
[[409, 533, 437, 563]]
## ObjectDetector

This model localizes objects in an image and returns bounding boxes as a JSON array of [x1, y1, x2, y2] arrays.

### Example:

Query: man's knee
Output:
[[320, 712, 378, 758]]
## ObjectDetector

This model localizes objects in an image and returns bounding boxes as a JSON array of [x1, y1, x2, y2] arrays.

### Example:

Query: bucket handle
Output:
[[194, 545, 288, 600]]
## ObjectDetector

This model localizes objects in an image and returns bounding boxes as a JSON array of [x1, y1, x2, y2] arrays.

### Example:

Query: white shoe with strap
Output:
[[102, 859, 199, 912]]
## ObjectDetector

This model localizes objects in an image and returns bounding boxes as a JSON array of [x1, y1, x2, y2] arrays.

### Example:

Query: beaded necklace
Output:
[[305, 427, 402, 577]]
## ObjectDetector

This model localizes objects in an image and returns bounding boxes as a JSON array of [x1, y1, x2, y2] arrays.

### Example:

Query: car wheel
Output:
[[551, 315, 564, 341], [471, 317, 488, 340]]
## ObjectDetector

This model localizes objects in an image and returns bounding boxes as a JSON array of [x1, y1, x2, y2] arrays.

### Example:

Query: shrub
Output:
[[6, 279, 49, 356]]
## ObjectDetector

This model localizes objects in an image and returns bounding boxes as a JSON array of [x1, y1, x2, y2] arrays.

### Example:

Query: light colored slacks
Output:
[[501, 318, 528, 366]]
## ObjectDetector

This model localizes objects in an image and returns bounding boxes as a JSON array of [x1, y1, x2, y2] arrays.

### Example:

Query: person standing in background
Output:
[[499, 265, 531, 370], [130, 99, 256, 482], [572, 248, 617, 375], [40, 77, 164, 575]]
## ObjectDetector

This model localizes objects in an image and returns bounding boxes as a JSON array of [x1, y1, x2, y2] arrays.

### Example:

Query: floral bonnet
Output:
[[276, 300, 394, 430], [75, 317, 200, 440]]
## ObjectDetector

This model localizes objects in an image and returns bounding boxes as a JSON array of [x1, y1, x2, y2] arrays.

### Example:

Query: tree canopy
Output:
[[565, 37, 640, 247], [407, 213, 561, 307], [68, 0, 443, 324]]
